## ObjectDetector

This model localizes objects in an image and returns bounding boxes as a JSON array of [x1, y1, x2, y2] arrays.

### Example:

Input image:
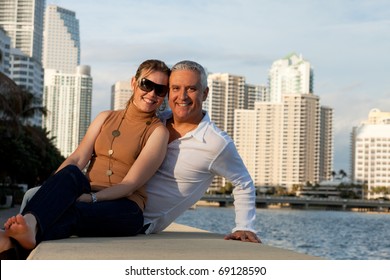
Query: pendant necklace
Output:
[[106, 104, 153, 184], [106, 105, 129, 183]]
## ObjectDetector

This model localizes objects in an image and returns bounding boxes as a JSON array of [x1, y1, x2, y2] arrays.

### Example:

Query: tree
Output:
[[370, 187, 390, 198], [0, 72, 47, 130], [338, 169, 347, 178], [0, 73, 64, 187]]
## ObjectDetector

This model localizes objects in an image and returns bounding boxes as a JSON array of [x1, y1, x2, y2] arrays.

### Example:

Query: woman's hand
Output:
[[77, 193, 92, 203]]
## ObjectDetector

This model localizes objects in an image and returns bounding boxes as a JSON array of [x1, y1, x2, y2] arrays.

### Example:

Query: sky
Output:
[[51, 0, 390, 173]]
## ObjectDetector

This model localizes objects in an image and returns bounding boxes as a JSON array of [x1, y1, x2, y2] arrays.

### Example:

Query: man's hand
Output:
[[224, 230, 261, 243]]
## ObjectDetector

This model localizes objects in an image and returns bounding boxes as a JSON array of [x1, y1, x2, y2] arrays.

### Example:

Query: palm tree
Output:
[[338, 169, 347, 179], [0, 72, 47, 134], [1, 72, 64, 187]]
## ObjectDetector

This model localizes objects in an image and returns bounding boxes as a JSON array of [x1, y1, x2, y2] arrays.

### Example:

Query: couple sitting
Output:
[[0, 59, 260, 260]]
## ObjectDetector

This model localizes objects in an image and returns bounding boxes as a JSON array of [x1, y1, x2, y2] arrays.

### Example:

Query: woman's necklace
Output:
[[106, 104, 153, 184], [106, 105, 129, 183]]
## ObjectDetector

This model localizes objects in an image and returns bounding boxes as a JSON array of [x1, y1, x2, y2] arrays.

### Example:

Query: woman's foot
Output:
[[4, 214, 37, 250]]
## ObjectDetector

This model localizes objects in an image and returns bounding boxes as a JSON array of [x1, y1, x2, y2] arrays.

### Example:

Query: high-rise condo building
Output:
[[351, 108, 390, 199], [43, 67, 92, 157], [235, 94, 321, 190], [245, 84, 267, 110], [111, 80, 132, 110], [268, 53, 313, 102], [42, 5, 79, 72], [0, 27, 10, 75], [0, 0, 46, 126], [281, 94, 320, 187], [206, 73, 246, 139], [235, 102, 283, 187], [205, 73, 247, 190], [9, 47, 43, 117], [234, 53, 332, 191], [0, 0, 45, 62], [319, 106, 334, 181], [42, 5, 92, 157]]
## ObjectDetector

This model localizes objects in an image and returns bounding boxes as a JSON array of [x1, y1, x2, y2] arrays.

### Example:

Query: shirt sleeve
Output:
[[210, 141, 257, 233]]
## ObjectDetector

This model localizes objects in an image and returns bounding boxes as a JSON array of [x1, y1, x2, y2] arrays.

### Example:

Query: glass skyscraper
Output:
[[42, 5, 92, 157], [43, 5, 80, 73]]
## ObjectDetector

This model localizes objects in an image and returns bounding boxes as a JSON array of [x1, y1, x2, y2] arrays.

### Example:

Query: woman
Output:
[[0, 59, 170, 259]]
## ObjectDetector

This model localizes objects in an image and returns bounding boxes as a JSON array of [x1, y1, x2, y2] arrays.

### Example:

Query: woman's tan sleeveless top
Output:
[[86, 102, 163, 210]]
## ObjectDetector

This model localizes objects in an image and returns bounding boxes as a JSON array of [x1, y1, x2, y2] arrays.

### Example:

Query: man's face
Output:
[[168, 69, 208, 123]]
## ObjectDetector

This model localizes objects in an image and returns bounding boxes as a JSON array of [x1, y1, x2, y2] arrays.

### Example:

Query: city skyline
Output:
[[40, 0, 390, 171]]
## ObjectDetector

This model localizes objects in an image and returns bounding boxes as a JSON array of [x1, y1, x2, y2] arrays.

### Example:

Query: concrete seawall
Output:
[[28, 223, 321, 260], [1, 205, 321, 260]]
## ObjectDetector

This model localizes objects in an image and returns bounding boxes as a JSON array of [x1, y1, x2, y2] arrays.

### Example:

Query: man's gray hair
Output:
[[171, 60, 208, 90]]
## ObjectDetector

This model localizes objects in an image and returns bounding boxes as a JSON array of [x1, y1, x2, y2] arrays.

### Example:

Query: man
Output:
[[20, 60, 260, 243], [143, 60, 260, 243]]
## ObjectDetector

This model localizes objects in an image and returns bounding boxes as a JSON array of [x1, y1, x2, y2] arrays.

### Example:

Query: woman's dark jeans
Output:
[[22, 165, 143, 244]]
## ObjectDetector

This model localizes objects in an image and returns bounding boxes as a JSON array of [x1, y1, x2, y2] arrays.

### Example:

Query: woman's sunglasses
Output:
[[138, 78, 169, 98]]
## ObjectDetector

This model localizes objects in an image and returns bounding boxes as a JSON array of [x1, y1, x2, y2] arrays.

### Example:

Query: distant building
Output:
[[0, 27, 10, 75], [235, 94, 321, 191], [282, 93, 321, 188], [42, 5, 92, 157], [352, 108, 390, 199], [0, 0, 46, 126], [235, 102, 283, 188], [43, 66, 92, 157], [8, 47, 44, 126], [0, 0, 45, 63], [234, 53, 333, 191], [246, 83, 267, 109], [42, 4, 80, 73], [320, 106, 334, 181], [297, 176, 354, 198], [268, 53, 314, 102], [206, 73, 246, 139], [111, 80, 132, 110], [362, 108, 390, 125], [205, 73, 248, 191]]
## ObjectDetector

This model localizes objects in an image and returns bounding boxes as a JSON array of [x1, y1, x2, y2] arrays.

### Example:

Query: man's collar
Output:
[[190, 111, 208, 142]]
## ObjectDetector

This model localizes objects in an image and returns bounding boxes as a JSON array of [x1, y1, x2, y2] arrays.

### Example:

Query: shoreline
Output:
[[195, 200, 390, 214]]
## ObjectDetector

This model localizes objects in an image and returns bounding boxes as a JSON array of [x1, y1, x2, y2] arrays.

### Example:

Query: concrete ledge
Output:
[[27, 223, 321, 260]]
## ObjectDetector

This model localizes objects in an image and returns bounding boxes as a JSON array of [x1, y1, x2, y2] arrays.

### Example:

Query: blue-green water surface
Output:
[[175, 207, 390, 260]]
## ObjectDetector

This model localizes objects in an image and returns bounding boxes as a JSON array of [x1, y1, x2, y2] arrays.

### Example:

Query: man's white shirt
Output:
[[143, 111, 256, 234]]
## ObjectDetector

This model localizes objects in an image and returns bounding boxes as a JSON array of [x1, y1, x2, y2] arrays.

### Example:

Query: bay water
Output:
[[175, 206, 390, 260]]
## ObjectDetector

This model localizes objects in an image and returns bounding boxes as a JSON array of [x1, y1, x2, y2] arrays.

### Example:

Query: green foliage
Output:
[[0, 73, 65, 187], [0, 126, 64, 186], [217, 182, 233, 194], [336, 183, 362, 199], [370, 187, 390, 196], [274, 186, 289, 196]]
